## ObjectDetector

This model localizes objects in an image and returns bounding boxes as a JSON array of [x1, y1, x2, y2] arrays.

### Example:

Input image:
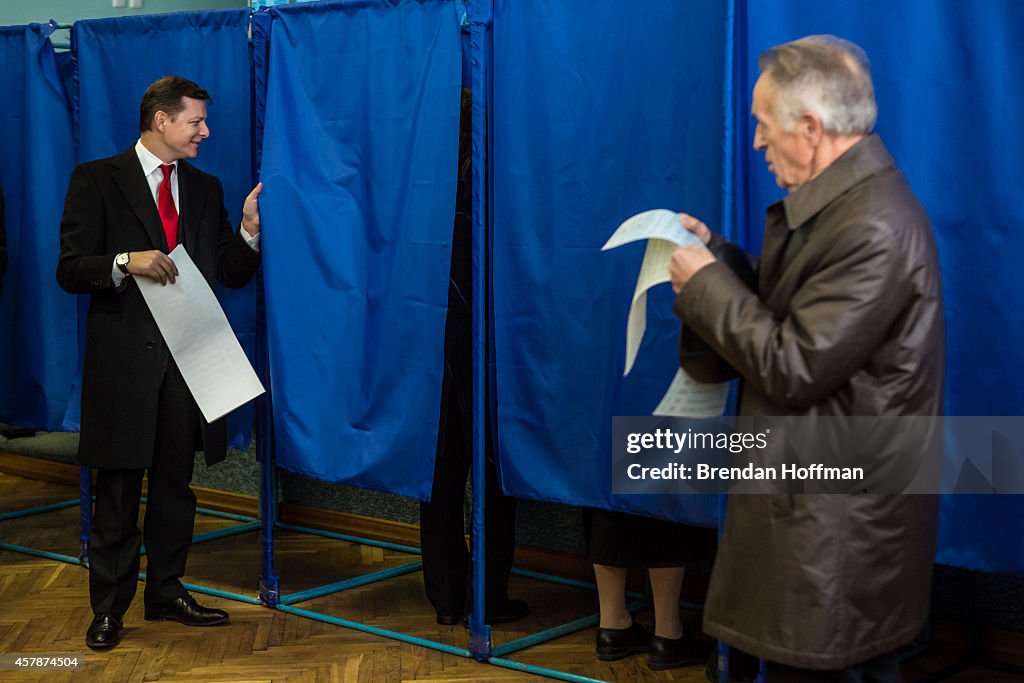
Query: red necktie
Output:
[[158, 163, 178, 250]]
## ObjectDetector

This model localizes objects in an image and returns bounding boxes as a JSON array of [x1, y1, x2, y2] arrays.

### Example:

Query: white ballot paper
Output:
[[652, 368, 728, 417], [602, 209, 705, 375], [603, 209, 729, 417], [136, 245, 265, 423]]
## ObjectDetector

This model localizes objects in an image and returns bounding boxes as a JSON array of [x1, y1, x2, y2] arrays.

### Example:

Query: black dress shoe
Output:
[[436, 613, 462, 626], [463, 598, 531, 626], [648, 628, 713, 670], [144, 594, 229, 626], [86, 614, 122, 650], [596, 620, 650, 661], [487, 598, 530, 624]]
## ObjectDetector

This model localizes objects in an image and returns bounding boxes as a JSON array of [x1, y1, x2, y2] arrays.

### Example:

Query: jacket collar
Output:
[[111, 147, 166, 250], [782, 133, 895, 230], [134, 138, 178, 178], [176, 159, 202, 251], [110, 146, 202, 251]]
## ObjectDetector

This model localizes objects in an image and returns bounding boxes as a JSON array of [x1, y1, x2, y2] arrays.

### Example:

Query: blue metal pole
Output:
[[251, 8, 279, 607], [491, 614, 599, 659], [79, 466, 91, 564], [189, 521, 261, 545], [139, 497, 258, 524], [0, 498, 81, 522], [509, 567, 665, 603], [274, 523, 421, 556], [193, 507, 259, 523], [467, 0, 494, 662], [279, 561, 424, 605], [0, 542, 81, 565], [718, 0, 749, 679], [141, 521, 259, 556], [257, 379, 279, 607], [181, 581, 262, 605], [509, 567, 599, 592], [277, 604, 472, 658], [491, 597, 649, 658], [716, 488, 731, 683], [136, 572, 263, 605], [488, 656, 614, 683]]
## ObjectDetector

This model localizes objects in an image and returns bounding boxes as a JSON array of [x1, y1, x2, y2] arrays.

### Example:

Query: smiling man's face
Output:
[[158, 96, 209, 161]]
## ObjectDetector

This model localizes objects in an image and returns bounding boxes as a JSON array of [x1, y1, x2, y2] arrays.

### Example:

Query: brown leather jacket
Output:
[[675, 135, 944, 669]]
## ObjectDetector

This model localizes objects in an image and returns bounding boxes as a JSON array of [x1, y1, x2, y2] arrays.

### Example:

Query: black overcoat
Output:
[[57, 147, 259, 469]]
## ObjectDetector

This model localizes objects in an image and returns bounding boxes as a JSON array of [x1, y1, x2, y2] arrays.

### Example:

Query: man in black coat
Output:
[[57, 76, 262, 650]]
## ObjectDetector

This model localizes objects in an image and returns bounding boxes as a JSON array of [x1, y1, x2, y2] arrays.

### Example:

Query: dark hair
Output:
[[139, 76, 210, 133]]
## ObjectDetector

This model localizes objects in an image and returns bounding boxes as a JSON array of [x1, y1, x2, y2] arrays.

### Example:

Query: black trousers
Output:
[[88, 360, 200, 616], [419, 315, 517, 616]]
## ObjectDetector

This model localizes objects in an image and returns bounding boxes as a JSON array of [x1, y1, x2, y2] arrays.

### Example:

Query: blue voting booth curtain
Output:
[[65, 9, 256, 449], [490, 0, 728, 525], [742, 0, 1024, 575], [0, 24, 77, 430], [257, 0, 461, 497]]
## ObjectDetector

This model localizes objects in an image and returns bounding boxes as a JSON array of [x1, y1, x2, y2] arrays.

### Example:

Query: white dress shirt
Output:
[[135, 138, 180, 210], [112, 139, 259, 286]]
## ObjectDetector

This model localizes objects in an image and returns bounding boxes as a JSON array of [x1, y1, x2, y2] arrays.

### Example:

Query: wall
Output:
[[0, 0, 247, 27]]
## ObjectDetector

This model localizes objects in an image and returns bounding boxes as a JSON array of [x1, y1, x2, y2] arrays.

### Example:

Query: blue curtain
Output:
[[64, 9, 256, 449], [742, 0, 1024, 575], [256, 0, 462, 497], [490, 0, 728, 525], [0, 24, 77, 431]]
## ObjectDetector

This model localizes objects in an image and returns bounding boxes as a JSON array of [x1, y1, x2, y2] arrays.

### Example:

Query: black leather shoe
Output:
[[144, 594, 229, 626], [85, 614, 122, 650], [462, 598, 531, 626], [487, 598, 530, 624], [436, 613, 462, 626], [596, 620, 650, 661], [648, 628, 713, 670]]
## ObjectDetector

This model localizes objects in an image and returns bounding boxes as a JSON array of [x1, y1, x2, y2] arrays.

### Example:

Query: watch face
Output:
[[116, 253, 129, 266]]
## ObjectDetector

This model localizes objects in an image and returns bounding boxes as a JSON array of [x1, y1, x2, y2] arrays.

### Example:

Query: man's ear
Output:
[[154, 111, 167, 132], [800, 112, 824, 146]]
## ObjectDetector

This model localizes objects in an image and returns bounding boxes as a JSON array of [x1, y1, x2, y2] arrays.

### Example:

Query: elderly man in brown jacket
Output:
[[669, 36, 944, 681]]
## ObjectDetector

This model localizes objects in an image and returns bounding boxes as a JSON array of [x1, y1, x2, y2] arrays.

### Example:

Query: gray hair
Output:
[[758, 35, 877, 135]]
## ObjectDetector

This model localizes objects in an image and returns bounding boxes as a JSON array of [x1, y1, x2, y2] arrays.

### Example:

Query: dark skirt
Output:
[[583, 507, 717, 569]]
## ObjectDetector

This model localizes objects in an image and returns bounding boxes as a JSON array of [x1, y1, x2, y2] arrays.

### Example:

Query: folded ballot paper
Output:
[[602, 209, 728, 417]]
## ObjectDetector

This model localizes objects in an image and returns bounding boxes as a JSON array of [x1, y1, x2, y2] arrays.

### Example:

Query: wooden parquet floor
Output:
[[0, 473, 710, 682], [1, 472, 1020, 683]]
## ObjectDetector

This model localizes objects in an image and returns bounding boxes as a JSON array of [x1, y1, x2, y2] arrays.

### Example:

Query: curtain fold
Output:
[[257, 0, 461, 498], [0, 24, 77, 431]]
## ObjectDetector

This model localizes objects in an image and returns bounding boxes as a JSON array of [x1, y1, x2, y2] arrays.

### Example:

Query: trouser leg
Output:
[[142, 360, 199, 606], [482, 441, 517, 604], [420, 372, 470, 615], [89, 468, 145, 616]]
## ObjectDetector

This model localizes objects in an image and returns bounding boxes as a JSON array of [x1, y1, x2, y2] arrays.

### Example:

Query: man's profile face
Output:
[[157, 97, 209, 161], [751, 74, 815, 192]]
